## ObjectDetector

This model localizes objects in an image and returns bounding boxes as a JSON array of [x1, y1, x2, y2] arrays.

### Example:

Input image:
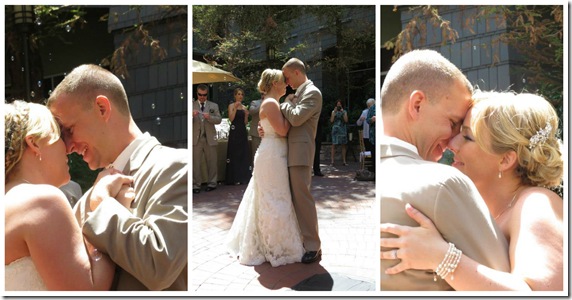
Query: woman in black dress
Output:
[[226, 88, 252, 185]]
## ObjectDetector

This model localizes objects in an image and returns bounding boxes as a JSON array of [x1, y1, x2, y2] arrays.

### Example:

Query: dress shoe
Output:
[[314, 172, 324, 177], [193, 188, 201, 194], [206, 186, 216, 192], [301, 249, 322, 264]]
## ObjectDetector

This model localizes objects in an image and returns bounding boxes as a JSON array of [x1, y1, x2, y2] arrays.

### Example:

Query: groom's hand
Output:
[[90, 169, 134, 211], [115, 184, 136, 209], [286, 94, 298, 104]]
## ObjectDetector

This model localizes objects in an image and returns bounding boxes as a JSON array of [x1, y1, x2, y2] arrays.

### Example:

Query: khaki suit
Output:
[[379, 138, 510, 290], [192, 100, 222, 188], [280, 80, 322, 251], [248, 99, 262, 161], [74, 135, 188, 290]]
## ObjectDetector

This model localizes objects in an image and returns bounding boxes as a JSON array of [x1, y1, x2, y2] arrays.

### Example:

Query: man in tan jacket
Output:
[[48, 64, 187, 291], [379, 50, 510, 290], [281, 58, 323, 264], [192, 84, 222, 193]]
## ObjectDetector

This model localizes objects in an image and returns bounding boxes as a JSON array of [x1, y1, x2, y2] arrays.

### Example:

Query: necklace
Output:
[[494, 189, 520, 220]]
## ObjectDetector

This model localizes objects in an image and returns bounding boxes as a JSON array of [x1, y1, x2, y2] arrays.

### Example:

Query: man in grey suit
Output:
[[248, 94, 263, 162], [192, 84, 222, 193], [281, 58, 323, 264], [48, 64, 187, 290], [380, 49, 510, 290]]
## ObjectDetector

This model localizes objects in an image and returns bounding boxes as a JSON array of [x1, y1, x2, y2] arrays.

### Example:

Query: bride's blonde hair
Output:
[[258, 69, 284, 94], [5, 100, 61, 178], [470, 90, 563, 188]]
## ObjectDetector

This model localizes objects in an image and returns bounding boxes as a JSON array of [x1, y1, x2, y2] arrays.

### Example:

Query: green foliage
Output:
[[32, 5, 187, 79], [67, 152, 100, 193], [438, 149, 454, 166], [193, 5, 303, 91], [384, 5, 563, 132], [193, 5, 376, 113]]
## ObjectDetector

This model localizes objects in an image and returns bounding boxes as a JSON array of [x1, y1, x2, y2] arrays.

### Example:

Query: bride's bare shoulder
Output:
[[261, 97, 279, 106], [5, 184, 72, 220]]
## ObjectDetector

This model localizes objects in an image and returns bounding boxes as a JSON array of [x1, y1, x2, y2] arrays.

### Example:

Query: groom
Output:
[[47, 64, 187, 290], [280, 58, 323, 263]]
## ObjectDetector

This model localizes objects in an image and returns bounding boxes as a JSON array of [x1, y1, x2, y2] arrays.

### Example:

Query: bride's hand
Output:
[[90, 168, 133, 211], [115, 184, 136, 209], [380, 203, 449, 274]]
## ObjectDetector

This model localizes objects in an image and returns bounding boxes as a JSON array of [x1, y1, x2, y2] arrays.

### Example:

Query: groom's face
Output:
[[49, 94, 110, 170], [282, 67, 299, 89]]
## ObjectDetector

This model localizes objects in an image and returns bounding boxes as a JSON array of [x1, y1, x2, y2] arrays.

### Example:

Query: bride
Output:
[[5, 100, 134, 290], [226, 69, 304, 267]]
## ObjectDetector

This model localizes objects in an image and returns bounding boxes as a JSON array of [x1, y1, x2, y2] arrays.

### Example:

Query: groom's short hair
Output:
[[47, 64, 130, 116], [283, 58, 306, 75], [380, 49, 472, 114]]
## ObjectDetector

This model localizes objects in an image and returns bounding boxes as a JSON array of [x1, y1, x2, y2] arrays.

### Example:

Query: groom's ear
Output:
[[407, 90, 425, 121], [95, 95, 112, 122]]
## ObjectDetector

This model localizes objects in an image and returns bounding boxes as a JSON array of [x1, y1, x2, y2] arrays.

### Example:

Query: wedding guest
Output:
[[248, 93, 263, 162], [366, 101, 376, 149], [59, 179, 83, 207], [47, 64, 188, 290], [5, 100, 132, 290], [226, 88, 252, 185], [313, 108, 325, 177], [192, 84, 222, 193], [381, 91, 563, 291], [330, 99, 348, 166], [358, 98, 375, 172], [379, 49, 510, 290]]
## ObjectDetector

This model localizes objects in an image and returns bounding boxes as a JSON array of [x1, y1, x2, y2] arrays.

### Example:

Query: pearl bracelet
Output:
[[434, 242, 462, 281], [92, 248, 103, 262]]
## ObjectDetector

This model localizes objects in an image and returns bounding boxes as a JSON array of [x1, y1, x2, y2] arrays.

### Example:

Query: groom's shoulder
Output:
[[151, 144, 188, 166], [306, 83, 321, 94]]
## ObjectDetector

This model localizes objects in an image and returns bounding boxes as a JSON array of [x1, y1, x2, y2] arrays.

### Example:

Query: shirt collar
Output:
[[380, 135, 419, 155], [294, 80, 312, 97], [109, 132, 150, 172]]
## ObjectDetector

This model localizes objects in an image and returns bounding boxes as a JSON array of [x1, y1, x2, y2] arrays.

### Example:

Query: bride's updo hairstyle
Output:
[[4, 100, 61, 178], [258, 69, 283, 94], [470, 90, 563, 188]]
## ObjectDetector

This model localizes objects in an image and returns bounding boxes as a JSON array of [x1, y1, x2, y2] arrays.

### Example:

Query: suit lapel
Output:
[[123, 136, 161, 175]]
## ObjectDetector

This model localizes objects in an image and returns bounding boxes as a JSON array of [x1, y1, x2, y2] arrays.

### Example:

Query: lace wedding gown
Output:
[[5, 256, 47, 291], [226, 118, 304, 267]]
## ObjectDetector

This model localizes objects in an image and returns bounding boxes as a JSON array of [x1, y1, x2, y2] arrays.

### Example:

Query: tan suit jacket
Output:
[[75, 135, 188, 291], [192, 100, 222, 146], [280, 80, 322, 167], [379, 138, 510, 291]]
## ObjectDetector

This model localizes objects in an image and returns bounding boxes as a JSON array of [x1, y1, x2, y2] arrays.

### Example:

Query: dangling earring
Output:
[[498, 171, 502, 179], [36, 153, 42, 161]]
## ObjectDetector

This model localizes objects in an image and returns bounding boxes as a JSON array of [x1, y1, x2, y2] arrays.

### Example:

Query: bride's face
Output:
[[448, 108, 501, 188], [37, 134, 71, 187], [273, 78, 287, 95]]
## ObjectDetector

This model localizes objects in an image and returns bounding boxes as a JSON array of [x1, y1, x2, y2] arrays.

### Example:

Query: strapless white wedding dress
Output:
[[226, 118, 304, 267], [5, 256, 47, 291]]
